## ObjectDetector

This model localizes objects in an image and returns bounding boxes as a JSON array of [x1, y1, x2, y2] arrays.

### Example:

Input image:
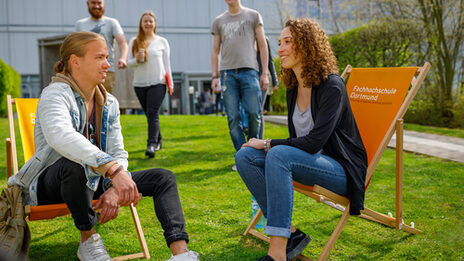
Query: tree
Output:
[[351, 0, 464, 125]]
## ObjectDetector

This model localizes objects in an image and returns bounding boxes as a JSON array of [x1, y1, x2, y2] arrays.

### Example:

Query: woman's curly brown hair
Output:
[[280, 18, 339, 89]]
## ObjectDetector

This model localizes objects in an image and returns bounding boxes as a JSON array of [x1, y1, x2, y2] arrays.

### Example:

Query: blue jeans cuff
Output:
[[264, 225, 291, 238]]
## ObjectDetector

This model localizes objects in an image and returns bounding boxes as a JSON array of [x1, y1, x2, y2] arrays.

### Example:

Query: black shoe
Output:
[[145, 145, 155, 158], [286, 229, 311, 260], [243, 127, 249, 136], [257, 255, 275, 261]]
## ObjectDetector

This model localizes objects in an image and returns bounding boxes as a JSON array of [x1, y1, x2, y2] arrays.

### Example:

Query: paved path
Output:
[[264, 115, 464, 164]]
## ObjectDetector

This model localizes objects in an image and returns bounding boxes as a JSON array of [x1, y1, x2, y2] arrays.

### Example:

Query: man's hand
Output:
[[260, 73, 269, 91], [212, 78, 220, 92], [93, 187, 119, 225], [272, 85, 279, 91], [241, 138, 265, 150], [117, 58, 127, 69], [110, 169, 139, 206]]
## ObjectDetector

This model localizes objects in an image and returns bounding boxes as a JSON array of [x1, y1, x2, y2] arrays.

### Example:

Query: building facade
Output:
[[1, 0, 285, 114]]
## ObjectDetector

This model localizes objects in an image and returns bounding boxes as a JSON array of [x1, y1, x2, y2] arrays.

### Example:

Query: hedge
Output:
[[0, 58, 21, 117]]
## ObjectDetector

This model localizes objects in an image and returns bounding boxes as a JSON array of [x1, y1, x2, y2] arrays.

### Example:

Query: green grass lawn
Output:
[[404, 123, 464, 139], [1, 115, 463, 260]]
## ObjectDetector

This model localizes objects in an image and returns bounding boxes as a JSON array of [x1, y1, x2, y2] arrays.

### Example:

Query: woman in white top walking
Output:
[[128, 11, 173, 158]]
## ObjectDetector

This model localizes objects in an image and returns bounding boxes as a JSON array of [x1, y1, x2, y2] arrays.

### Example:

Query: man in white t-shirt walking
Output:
[[75, 0, 128, 94], [211, 0, 269, 170]]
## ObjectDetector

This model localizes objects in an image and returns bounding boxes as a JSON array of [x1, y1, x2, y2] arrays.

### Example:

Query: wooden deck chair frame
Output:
[[5, 95, 150, 260], [243, 62, 431, 261]]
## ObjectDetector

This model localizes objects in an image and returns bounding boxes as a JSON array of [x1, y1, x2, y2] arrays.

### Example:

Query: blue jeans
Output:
[[241, 88, 268, 138], [235, 145, 347, 238], [221, 69, 262, 151], [215, 92, 224, 115], [241, 106, 249, 128]]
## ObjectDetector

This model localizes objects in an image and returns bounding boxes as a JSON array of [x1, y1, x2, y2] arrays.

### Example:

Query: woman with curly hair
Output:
[[235, 18, 367, 261]]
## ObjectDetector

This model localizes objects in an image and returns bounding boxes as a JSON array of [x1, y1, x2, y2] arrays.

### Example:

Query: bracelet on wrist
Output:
[[265, 138, 271, 153], [108, 165, 123, 179]]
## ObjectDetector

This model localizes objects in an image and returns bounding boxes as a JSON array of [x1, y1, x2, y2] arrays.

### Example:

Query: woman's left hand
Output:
[[241, 138, 265, 150]]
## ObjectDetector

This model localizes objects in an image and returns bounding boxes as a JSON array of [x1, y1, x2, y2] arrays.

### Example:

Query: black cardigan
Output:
[[270, 74, 368, 215]]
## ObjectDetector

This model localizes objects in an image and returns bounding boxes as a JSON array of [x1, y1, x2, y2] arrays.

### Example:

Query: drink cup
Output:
[[139, 48, 145, 62]]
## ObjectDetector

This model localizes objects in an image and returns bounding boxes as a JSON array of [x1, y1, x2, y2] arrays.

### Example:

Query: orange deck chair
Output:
[[5, 95, 150, 260], [243, 62, 431, 261]]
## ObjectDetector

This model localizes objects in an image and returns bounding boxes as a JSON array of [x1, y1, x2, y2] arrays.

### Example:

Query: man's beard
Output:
[[88, 6, 104, 19]]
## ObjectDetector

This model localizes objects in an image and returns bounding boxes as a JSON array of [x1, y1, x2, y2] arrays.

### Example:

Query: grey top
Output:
[[293, 103, 314, 138], [212, 7, 263, 71], [292, 103, 323, 154], [75, 16, 124, 72]]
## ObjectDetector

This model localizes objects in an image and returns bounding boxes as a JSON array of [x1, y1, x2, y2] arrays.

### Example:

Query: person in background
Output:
[[243, 37, 279, 139], [200, 87, 213, 115], [75, 0, 128, 94], [8, 32, 199, 261], [214, 72, 225, 116], [128, 11, 174, 158], [211, 0, 269, 171], [259, 37, 279, 117], [235, 18, 368, 261]]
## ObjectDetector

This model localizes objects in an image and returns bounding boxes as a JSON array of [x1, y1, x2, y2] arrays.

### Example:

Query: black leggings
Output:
[[134, 84, 166, 145], [37, 157, 189, 247]]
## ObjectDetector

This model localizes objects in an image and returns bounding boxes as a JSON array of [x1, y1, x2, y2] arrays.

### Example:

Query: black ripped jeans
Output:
[[37, 157, 189, 247]]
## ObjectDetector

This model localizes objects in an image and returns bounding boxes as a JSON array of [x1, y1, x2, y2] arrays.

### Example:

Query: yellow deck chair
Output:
[[243, 62, 431, 261], [5, 95, 150, 260]]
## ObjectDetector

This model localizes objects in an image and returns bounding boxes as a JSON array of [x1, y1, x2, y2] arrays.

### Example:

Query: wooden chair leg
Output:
[[243, 208, 270, 243], [395, 119, 404, 230], [243, 208, 262, 236], [112, 204, 150, 260], [130, 204, 150, 259], [6, 138, 12, 179], [318, 204, 350, 261]]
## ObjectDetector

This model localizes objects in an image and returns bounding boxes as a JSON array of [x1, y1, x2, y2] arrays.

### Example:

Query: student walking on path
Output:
[[128, 11, 174, 158]]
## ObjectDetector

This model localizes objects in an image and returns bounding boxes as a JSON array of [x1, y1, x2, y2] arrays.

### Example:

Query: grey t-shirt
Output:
[[293, 103, 323, 154], [75, 16, 124, 72], [212, 7, 263, 71], [293, 103, 314, 138]]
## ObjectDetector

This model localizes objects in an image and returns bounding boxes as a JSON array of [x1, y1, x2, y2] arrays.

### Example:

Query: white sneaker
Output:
[[232, 164, 237, 171], [166, 250, 200, 261], [77, 233, 112, 261]]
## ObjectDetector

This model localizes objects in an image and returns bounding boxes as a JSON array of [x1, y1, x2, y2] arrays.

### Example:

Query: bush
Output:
[[330, 26, 370, 73], [270, 57, 287, 113], [330, 19, 424, 72], [451, 92, 464, 128], [0, 59, 21, 117]]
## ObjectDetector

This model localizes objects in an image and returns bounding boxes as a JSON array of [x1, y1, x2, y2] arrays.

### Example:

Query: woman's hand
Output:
[[241, 138, 266, 150], [135, 50, 145, 63]]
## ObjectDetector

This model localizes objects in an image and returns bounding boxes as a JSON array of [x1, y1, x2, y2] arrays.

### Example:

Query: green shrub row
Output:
[[0, 58, 21, 117]]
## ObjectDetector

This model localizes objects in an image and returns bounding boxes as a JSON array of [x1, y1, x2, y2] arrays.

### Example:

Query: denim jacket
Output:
[[8, 74, 129, 205]]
